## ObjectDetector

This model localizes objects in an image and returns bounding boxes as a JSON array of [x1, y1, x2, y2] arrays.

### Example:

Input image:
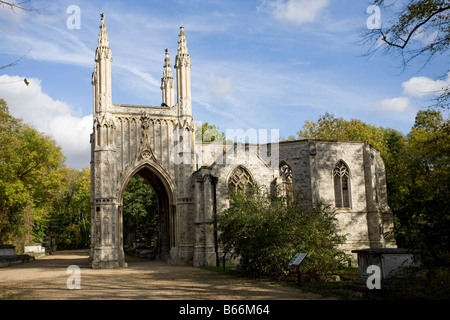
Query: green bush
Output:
[[217, 187, 349, 281]]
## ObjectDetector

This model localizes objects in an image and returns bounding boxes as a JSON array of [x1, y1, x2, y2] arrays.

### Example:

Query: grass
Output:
[[199, 264, 363, 299], [200, 264, 450, 300], [0, 291, 17, 300], [199, 265, 237, 275]]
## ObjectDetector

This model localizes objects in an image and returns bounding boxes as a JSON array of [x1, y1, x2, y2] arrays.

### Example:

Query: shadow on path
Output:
[[0, 249, 333, 300]]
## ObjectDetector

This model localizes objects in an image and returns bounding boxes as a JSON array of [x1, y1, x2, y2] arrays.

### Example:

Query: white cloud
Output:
[[411, 27, 439, 47], [402, 74, 449, 98], [377, 74, 449, 115], [0, 75, 91, 169], [208, 73, 234, 96], [378, 97, 410, 113], [261, 0, 330, 26]]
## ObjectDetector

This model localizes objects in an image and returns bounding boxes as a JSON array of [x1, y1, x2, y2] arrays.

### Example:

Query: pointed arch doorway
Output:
[[118, 162, 176, 264]]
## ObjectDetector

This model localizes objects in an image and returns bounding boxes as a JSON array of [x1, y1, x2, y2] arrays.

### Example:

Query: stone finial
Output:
[[97, 12, 110, 48], [177, 26, 188, 56], [163, 48, 173, 78]]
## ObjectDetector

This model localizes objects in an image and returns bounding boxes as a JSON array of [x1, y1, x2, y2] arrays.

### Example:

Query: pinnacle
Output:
[[98, 12, 109, 48]]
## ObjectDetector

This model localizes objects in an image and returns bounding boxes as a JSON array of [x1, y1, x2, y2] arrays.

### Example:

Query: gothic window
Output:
[[279, 161, 293, 201], [279, 162, 293, 182], [333, 160, 351, 208], [228, 166, 254, 193]]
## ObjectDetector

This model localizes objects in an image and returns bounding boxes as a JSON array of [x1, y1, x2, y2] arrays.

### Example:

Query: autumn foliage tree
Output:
[[363, 0, 450, 107], [0, 98, 66, 248]]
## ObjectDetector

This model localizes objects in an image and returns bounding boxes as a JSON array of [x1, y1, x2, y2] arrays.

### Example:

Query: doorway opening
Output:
[[121, 166, 173, 262], [123, 175, 159, 259]]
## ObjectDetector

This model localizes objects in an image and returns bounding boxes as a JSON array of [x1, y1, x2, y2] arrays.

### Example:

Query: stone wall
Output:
[[279, 140, 396, 262], [195, 139, 397, 265]]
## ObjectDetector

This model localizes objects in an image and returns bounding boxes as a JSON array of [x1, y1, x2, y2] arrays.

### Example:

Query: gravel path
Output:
[[0, 249, 335, 300]]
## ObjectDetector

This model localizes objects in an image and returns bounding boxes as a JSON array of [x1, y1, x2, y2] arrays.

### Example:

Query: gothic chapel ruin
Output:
[[89, 14, 396, 269]]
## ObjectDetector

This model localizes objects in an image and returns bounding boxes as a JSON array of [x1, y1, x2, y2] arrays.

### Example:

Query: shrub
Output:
[[217, 187, 348, 281]]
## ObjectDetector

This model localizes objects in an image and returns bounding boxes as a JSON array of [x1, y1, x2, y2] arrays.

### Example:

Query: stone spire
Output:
[[163, 48, 173, 78], [175, 26, 192, 116], [97, 13, 109, 48], [177, 26, 188, 56], [92, 13, 113, 113], [161, 48, 175, 107]]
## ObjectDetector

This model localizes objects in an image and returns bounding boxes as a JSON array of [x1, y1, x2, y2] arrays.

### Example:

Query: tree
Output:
[[195, 122, 226, 143], [122, 175, 158, 248], [362, 0, 450, 107], [296, 112, 402, 162], [0, 1, 47, 71], [0, 1, 44, 12], [392, 110, 449, 263], [47, 168, 91, 250], [0, 99, 65, 248], [218, 187, 348, 281], [367, 0, 449, 58]]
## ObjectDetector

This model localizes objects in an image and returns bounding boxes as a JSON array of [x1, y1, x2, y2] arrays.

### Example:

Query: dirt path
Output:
[[0, 249, 335, 300]]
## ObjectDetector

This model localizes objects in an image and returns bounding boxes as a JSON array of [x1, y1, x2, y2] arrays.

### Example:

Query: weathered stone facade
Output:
[[89, 14, 396, 269]]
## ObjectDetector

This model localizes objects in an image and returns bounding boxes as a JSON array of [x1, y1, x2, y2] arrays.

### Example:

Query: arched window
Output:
[[279, 161, 293, 201], [333, 160, 351, 208], [228, 166, 254, 193], [279, 162, 293, 182]]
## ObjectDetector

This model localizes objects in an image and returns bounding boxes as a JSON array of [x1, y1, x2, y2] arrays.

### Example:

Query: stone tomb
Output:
[[24, 244, 46, 257], [0, 245, 16, 258], [352, 248, 421, 281], [0, 245, 35, 268]]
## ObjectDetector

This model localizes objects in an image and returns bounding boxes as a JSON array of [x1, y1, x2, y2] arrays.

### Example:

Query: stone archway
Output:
[[90, 15, 220, 268]]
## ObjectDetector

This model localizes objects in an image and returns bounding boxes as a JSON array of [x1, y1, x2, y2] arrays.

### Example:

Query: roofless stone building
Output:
[[90, 14, 396, 268]]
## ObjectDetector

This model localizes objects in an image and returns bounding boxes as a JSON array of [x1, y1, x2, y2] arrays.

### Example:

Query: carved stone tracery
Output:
[[228, 166, 254, 193]]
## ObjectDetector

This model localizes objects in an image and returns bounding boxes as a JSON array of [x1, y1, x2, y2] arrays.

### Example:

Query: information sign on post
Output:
[[289, 253, 308, 286], [220, 252, 226, 271], [289, 253, 308, 267]]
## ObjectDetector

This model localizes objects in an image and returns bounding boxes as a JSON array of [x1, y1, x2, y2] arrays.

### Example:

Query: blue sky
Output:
[[0, 0, 448, 169]]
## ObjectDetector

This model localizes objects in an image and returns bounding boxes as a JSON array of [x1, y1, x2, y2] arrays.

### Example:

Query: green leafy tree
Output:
[[122, 175, 158, 247], [0, 99, 65, 248], [392, 110, 449, 263], [48, 168, 91, 250], [195, 122, 226, 143], [218, 187, 348, 281], [296, 112, 404, 164]]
